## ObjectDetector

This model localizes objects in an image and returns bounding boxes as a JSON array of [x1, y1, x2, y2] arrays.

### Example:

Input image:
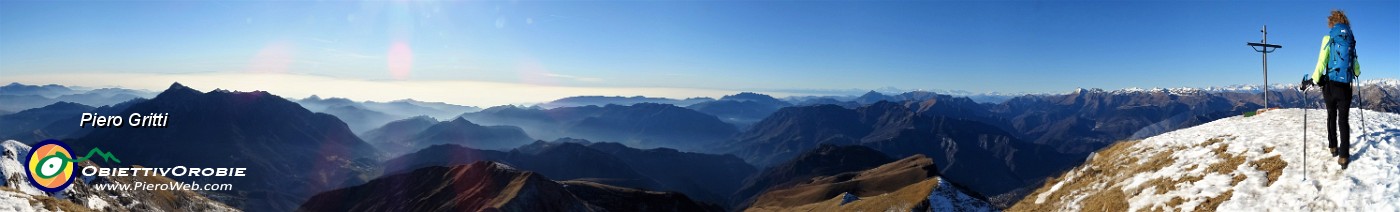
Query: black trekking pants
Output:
[[1323, 81, 1353, 159]]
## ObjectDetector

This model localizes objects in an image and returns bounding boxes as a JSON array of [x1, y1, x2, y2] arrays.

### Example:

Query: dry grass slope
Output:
[[746, 155, 940, 212], [1010, 134, 1288, 211], [748, 178, 940, 212], [1008, 140, 1152, 212]]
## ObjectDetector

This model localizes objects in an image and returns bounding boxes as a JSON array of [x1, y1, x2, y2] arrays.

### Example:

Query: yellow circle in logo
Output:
[[26, 140, 75, 192]]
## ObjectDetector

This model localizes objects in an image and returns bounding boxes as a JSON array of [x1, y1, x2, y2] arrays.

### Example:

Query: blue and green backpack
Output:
[[1326, 24, 1356, 83]]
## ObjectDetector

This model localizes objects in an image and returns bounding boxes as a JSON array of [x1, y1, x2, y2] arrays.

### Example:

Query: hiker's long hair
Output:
[[1329, 10, 1349, 28]]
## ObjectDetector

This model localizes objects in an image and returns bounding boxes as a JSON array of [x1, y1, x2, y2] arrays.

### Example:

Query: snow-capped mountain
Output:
[[1012, 109, 1400, 211], [1065, 78, 1399, 96], [1201, 78, 1400, 94]]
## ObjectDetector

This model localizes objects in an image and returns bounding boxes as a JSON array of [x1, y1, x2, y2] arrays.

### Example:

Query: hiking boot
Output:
[[1339, 157, 1349, 170], [1330, 147, 1338, 157]]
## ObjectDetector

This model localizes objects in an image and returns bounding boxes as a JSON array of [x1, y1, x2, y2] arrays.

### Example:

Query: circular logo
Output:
[[26, 139, 75, 193]]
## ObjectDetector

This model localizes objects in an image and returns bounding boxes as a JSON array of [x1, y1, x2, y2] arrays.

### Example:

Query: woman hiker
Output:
[[1302, 9, 1361, 169]]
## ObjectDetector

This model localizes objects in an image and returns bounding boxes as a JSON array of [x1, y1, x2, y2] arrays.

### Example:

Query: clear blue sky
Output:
[[2, 0, 1397, 96]]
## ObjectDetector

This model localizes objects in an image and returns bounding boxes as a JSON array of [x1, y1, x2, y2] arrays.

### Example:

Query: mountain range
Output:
[[685, 92, 794, 129], [359, 115, 536, 156], [295, 95, 481, 134], [0, 83, 154, 114], [300, 161, 721, 212], [730, 144, 895, 208], [0, 98, 146, 143], [726, 101, 1078, 207], [537, 95, 715, 109], [380, 138, 755, 208], [2, 79, 1397, 211], [461, 103, 738, 151], [746, 154, 995, 211], [66, 83, 381, 211]]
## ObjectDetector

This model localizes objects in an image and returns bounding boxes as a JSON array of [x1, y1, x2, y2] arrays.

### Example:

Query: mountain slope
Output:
[[559, 180, 724, 212], [462, 103, 737, 152], [295, 96, 480, 134], [568, 103, 738, 150], [584, 142, 756, 208], [303, 161, 721, 212], [747, 155, 941, 210], [299, 161, 600, 211], [382, 142, 659, 190], [359, 116, 439, 156], [0, 83, 153, 113], [730, 101, 1077, 207], [686, 92, 793, 129], [320, 104, 397, 133], [0, 83, 77, 98], [404, 117, 534, 151], [747, 155, 994, 211], [1013, 109, 1400, 211], [731, 144, 893, 208], [68, 83, 381, 211], [382, 140, 752, 207], [0, 102, 93, 141], [727, 104, 870, 166]]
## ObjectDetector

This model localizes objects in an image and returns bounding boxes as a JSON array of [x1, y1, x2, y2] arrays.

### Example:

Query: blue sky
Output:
[[1, 0, 1397, 105]]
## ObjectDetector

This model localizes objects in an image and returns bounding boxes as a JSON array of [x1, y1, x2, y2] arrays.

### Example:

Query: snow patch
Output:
[[928, 177, 995, 212], [0, 140, 44, 195]]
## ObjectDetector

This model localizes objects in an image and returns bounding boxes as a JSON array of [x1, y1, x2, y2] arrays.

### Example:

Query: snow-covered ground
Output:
[[1014, 108, 1400, 211], [1219, 109, 1400, 211]]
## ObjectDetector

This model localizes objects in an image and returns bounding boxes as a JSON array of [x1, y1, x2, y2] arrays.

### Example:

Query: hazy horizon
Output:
[[7, 73, 1398, 107], [3, 1, 1398, 106]]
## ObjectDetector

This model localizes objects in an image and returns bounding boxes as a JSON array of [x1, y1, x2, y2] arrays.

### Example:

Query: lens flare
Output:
[[247, 41, 297, 73], [387, 42, 414, 80]]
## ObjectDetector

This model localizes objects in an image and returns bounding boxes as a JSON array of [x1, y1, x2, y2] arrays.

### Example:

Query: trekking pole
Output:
[[1354, 80, 1367, 143], [1301, 74, 1311, 181]]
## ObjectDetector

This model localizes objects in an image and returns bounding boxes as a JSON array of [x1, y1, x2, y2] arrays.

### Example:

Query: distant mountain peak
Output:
[[157, 82, 202, 98], [721, 92, 781, 102], [480, 104, 525, 112], [167, 82, 189, 90], [551, 137, 594, 145], [39, 101, 91, 109], [449, 116, 477, 125], [405, 115, 436, 121], [1, 82, 65, 89]]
